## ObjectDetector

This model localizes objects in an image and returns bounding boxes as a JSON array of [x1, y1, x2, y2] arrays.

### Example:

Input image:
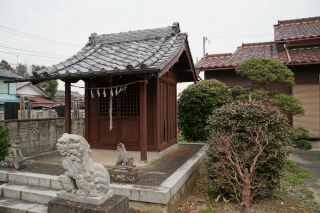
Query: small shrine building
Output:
[[6, 22, 197, 162]]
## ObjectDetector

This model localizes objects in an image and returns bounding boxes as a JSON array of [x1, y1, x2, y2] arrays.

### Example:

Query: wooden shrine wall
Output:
[[86, 72, 178, 152], [158, 70, 178, 151]]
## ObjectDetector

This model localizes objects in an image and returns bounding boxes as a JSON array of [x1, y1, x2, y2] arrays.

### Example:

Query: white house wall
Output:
[[17, 85, 46, 97]]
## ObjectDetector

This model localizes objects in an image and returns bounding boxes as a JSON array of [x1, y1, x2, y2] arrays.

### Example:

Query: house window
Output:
[[0, 80, 9, 94]]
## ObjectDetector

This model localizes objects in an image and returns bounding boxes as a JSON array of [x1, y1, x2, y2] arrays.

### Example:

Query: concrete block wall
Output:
[[0, 118, 85, 157]]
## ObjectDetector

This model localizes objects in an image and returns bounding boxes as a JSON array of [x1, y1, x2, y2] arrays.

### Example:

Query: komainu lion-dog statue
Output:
[[56, 133, 110, 197]]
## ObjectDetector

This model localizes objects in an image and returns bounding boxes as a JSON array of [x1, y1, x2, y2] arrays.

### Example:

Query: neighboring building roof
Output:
[[16, 82, 50, 97], [30, 97, 62, 108], [196, 43, 320, 70], [30, 22, 195, 80], [274, 16, 320, 41], [196, 16, 320, 71], [55, 90, 84, 98], [196, 42, 289, 70], [0, 65, 23, 79]]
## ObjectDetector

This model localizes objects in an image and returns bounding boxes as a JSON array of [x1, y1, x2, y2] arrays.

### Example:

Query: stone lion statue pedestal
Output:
[[0, 137, 26, 170], [110, 143, 140, 183], [48, 134, 129, 213]]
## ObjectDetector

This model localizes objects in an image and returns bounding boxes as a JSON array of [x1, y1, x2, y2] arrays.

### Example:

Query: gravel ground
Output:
[[290, 150, 320, 204]]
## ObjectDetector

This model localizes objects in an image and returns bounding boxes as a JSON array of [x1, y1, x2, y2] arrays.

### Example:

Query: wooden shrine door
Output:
[[98, 80, 141, 150]]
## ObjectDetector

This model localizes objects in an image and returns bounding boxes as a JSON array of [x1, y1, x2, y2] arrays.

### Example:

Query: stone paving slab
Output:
[[1, 183, 58, 204], [0, 197, 48, 213]]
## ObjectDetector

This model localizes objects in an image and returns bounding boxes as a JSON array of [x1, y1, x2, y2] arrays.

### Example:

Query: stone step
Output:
[[0, 197, 48, 213], [0, 171, 62, 190], [1, 183, 58, 205]]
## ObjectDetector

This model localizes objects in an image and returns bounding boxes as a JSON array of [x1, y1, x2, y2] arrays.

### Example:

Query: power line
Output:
[[0, 18, 84, 42], [0, 50, 68, 60], [0, 25, 83, 48], [0, 45, 71, 57], [207, 34, 273, 38], [0, 38, 75, 55]]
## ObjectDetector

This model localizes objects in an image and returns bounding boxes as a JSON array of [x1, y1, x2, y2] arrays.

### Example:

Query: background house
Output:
[[195, 16, 320, 146], [0, 65, 23, 120]]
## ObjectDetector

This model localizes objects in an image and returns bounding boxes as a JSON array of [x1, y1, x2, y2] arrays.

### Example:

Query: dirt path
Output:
[[290, 150, 320, 204]]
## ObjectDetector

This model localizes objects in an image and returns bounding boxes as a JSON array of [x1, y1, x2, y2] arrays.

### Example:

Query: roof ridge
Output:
[[241, 41, 277, 47], [87, 22, 180, 46], [277, 16, 320, 25], [206, 53, 232, 57]]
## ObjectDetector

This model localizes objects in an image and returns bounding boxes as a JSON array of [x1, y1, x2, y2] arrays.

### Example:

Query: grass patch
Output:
[[197, 200, 205, 204], [283, 174, 305, 185], [301, 189, 315, 198], [284, 160, 312, 178], [177, 134, 185, 142]]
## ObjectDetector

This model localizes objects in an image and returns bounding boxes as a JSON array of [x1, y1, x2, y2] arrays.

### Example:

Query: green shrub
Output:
[[177, 79, 233, 142], [294, 140, 312, 150], [206, 100, 291, 196], [0, 123, 9, 161], [291, 127, 312, 150]]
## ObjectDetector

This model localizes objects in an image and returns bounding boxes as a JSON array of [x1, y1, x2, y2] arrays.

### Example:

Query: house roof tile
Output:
[[0, 65, 23, 79], [274, 16, 320, 41], [196, 43, 320, 70]]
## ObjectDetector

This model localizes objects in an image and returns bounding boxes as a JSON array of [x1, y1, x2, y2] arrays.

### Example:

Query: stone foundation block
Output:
[[18, 135, 29, 143], [30, 134, 39, 141], [57, 190, 113, 205], [18, 128, 29, 136], [40, 133, 49, 139], [40, 120, 49, 126], [19, 121, 29, 129], [110, 168, 140, 183], [8, 129, 18, 137], [56, 119, 65, 125], [48, 195, 129, 213], [0, 171, 8, 182], [40, 126, 49, 133], [29, 121, 39, 127], [49, 120, 57, 126], [49, 125, 56, 132], [0, 158, 27, 170], [6, 122, 18, 129]]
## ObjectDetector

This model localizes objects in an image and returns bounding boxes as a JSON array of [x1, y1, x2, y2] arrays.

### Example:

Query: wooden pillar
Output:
[[27, 97, 31, 119], [65, 80, 71, 134], [85, 81, 90, 142], [20, 96, 23, 119], [140, 75, 148, 163]]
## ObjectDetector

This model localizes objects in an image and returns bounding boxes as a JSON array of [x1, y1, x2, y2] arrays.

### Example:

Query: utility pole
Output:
[[203, 37, 211, 57]]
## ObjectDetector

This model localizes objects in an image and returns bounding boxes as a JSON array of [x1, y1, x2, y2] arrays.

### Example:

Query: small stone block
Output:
[[0, 159, 27, 170], [110, 168, 140, 183], [56, 190, 113, 205], [0, 171, 8, 182], [48, 194, 129, 213]]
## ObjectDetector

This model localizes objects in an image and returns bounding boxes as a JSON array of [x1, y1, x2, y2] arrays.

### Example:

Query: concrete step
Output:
[[0, 171, 62, 190], [1, 183, 58, 205], [0, 197, 47, 213]]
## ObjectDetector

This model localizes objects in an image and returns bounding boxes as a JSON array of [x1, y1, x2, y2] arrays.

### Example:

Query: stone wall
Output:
[[0, 118, 85, 157]]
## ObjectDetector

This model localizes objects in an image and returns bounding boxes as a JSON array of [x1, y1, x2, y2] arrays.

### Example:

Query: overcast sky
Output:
[[0, 0, 319, 95]]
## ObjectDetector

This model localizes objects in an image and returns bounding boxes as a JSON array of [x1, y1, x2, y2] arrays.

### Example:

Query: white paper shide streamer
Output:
[[109, 88, 113, 130]]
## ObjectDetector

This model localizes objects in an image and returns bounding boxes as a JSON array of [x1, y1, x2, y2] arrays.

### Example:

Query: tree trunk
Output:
[[240, 177, 250, 213]]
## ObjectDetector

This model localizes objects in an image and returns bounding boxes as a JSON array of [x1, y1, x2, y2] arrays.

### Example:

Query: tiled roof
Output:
[[16, 81, 31, 89], [195, 53, 232, 69], [55, 90, 84, 98], [274, 16, 320, 41], [30, 97, 62, 108], [0, 65, 23, 79], [195, 43, 320, 70], [288, 46, 320, 64], [32, 23, 188, 79]]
